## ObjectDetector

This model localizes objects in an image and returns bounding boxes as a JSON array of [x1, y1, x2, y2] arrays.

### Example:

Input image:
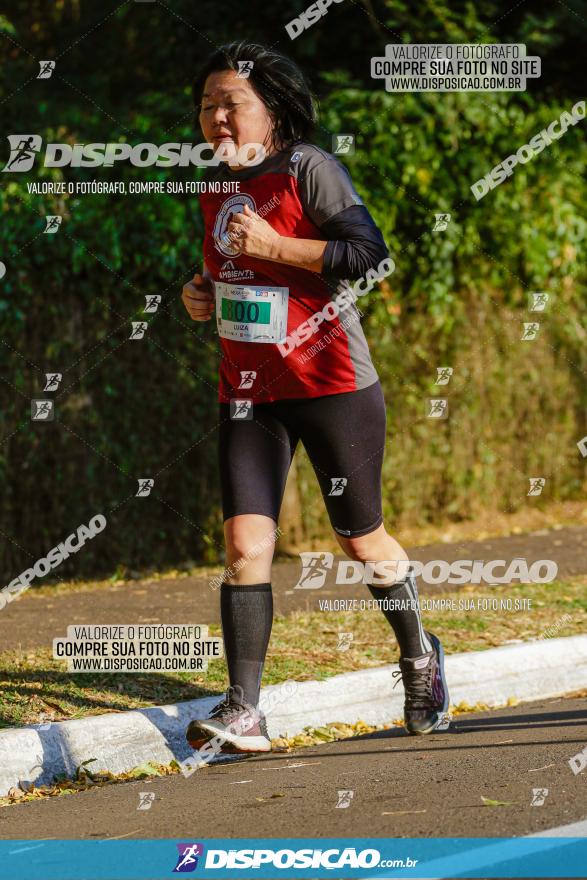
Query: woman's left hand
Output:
[[227, 204, 281, 261]]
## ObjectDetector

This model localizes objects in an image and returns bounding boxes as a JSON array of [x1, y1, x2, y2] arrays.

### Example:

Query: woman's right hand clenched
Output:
[[181, 273, 215, 321]]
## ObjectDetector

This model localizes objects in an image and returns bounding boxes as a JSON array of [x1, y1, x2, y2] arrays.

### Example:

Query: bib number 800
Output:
[[224, 299, 260, 323], [221, 297, 272, 325]]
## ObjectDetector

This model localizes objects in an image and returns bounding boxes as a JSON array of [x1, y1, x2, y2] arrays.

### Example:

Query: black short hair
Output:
[[192, 41, 317, 149]]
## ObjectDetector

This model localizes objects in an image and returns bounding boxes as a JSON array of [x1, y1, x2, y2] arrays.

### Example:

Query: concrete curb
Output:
[[1, 635, 585, 797]]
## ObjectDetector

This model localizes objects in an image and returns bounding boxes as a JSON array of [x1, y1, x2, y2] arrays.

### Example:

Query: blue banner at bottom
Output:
[[0, 837, 586, 879]]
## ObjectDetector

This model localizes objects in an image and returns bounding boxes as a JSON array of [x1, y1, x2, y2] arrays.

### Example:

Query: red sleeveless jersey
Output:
[[199, 143, 378, 403]]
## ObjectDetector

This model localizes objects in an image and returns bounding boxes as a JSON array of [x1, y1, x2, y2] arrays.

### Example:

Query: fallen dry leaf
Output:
[[481, 796, 516, 807]]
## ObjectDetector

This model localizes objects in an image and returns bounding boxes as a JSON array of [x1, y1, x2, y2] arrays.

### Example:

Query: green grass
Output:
[[0, 578, 585, 730]]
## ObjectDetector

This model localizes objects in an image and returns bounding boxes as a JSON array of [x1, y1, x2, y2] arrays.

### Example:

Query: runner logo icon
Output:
[[173, 843, 204, 872], [294, 552, 334, 589], [329, 477, 347, 496], [2, 135, 43, 172], [238, 371, 257, 390]]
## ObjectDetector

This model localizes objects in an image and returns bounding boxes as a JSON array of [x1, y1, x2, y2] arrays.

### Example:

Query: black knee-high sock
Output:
[[367, 566, 432, 658], [220, 582, 273, 707]]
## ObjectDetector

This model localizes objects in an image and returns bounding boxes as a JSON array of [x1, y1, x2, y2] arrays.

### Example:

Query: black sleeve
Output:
[[320, 205, 390, 281]]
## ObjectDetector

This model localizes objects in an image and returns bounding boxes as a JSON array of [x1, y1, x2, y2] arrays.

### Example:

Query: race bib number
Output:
[[215, 282, 289, 344]]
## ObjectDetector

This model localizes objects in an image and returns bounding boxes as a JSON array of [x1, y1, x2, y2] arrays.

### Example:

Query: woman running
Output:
[[182, 41, 449, 753]]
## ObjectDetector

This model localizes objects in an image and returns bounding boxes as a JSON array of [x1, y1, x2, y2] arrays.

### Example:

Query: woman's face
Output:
[[199, 69, 276, 164]]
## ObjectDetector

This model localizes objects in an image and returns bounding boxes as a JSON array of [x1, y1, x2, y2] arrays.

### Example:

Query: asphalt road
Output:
[[2, 525, 587, 653], [1, 695, 585, 840]]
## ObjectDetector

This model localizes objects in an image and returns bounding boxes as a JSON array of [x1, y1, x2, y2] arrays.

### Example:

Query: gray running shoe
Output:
[[186, 685, 271, 753], [393, 632, 450, 735]]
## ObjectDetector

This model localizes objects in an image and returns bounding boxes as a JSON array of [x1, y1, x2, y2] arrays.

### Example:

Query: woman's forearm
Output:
[[270, 236, 327, 274]]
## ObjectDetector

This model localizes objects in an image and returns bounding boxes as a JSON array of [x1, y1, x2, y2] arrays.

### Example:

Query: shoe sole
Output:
[[186, 720, 272, 753], [407, 632, 451, 736]]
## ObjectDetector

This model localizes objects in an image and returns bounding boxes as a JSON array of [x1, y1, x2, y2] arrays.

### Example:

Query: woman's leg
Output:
[[335, 524, 432, 657], [296, 381, 431, 657], [221, 514, 277, 707], [217, 402, 298, 707], [297, 382, 448, 733], [185, 404, 297, 754]]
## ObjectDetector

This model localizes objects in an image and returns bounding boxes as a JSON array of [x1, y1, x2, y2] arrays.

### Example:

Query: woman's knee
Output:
[[224, 514, 277, 566], [336, 525, 386, 563]]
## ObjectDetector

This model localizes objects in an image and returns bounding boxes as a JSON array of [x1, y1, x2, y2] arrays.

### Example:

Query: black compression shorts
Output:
[[218, 380, 386, 538]]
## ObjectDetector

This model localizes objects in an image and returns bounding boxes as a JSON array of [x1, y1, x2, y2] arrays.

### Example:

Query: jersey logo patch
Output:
[[290, 151, 304, 163], [213, 193, 257, 257]]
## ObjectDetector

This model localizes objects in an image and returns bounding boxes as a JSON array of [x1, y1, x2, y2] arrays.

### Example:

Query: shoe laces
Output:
[[210, 685, 248, 720], [392, 662, 434, 708]]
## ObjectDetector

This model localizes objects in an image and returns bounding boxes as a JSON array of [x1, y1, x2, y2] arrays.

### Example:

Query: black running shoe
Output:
[[393, 632, 450, 735], [185, 685, 271, 753]]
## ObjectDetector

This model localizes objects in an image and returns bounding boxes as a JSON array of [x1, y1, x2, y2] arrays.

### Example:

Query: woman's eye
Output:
[[202, 105, 214, 112]]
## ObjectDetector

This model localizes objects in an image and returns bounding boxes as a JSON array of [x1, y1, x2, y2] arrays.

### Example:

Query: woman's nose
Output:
[[212, 106, 229, 124]]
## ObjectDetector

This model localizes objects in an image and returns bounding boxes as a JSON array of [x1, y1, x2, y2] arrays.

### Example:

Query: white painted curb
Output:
[[0, 635, 585, 797]]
